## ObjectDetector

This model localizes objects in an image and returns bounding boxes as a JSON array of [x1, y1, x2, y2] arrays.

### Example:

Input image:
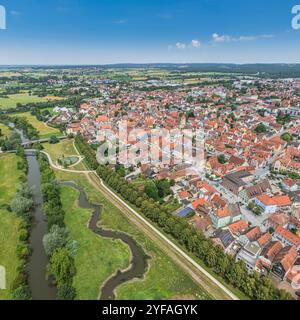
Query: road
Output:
[[42, 147, 239, 300]]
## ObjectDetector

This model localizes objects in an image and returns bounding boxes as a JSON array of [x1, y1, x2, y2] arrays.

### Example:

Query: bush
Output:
[[57, 284, 76, 300], [16, 243, 30, 259], [43, 225, 68, 257], [48, 248, 76, 287], [12, 285, 31, 300], [10, 196, 33, 216], [49, 136, 59, 144]]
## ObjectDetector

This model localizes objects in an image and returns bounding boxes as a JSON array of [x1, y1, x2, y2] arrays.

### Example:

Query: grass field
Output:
[[55, 170, 210, 300], [0, 123, 12, 138], [15, 112, 61, 139], [44, 140, 86, 171], [0, 154, 22, 300], [0, 93, 47, 109]]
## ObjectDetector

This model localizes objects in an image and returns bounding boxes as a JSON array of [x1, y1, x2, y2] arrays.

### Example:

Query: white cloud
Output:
[[212, 33, 274, 43], [175, 42, 186, 49], [212, 33, 232, 43], [113, 19, 128, 24], [191, 39, 201, 48]]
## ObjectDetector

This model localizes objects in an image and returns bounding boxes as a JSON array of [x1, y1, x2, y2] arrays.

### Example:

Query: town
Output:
[[1, 66, 299, 300]]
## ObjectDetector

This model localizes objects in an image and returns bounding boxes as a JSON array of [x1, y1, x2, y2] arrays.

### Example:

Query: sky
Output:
[[0, 0, 300, 65]]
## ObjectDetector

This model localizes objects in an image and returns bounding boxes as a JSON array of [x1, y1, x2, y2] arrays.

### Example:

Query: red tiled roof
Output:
[[275, 226, 300, 247]]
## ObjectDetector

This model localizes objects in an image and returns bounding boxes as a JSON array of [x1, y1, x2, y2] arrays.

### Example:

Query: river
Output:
[[12, 125, 148, 300], [14, 126, 57, 300]]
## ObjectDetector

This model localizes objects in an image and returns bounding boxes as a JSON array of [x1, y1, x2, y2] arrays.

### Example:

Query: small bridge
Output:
[[21, 136, 68, 148]]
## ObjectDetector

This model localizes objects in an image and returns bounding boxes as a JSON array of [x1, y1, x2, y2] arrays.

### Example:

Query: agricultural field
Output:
[[0, 93, 47, 109], [55, 170, 211, 300], [0, 154, 23, 300], [0, 72, 22, 77], [14, 112, 61, 139]]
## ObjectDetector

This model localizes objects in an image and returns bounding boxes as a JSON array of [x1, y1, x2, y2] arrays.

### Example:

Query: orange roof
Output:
[[245, 226, 261, 241], [192, 198, 206, 210], [179, 190, 189, 199], [273, 196, 292, 206], [96, 115, 109, 122], [275, 226, 300, 247], [257, 195, 291, 206], [100, 124, 112, 130], [257, 233, 272, 247], [216, 206, 229, 218], [228, 220, 248, 235]]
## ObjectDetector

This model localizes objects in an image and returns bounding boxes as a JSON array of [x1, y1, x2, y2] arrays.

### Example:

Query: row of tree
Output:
[[75, 135, 293, 300], [38, 154, 77, 300], [75, 135, 99, 170], [9, 148, 33, 300]]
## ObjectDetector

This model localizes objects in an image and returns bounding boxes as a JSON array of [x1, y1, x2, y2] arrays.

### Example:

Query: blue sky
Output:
[[0, 0, 300, 64]]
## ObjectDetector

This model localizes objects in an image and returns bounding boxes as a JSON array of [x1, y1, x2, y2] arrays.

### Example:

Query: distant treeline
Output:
[[1, 64, 300, 77]]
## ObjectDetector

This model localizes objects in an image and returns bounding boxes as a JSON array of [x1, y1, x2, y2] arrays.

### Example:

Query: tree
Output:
[[281, 132, 293, 142], [155, 179, 172, 198], [49, 135, 59, 144], [247, 201, 255, 210], [144, 181, 159, 201], [16, 183, 32, 199], [57, 284, 76, 300], [43, 225, 68, 257], [13, 285, 31, 300], [254, 123, 267, 133], [217, 154, 227, 164], [48, 248, 76, 287], [10, 196, 33, 216]]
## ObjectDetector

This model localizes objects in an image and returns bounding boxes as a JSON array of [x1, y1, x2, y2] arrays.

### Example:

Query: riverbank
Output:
[[0, 154, 23, 299]]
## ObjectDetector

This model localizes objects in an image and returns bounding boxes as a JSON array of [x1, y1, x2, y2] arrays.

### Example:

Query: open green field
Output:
[[44, 140, 86, 171], [15, 112, 61, 139], [0, 123, 12, 138], [0, 93, 47, 109], [56, 170, 210, 300], [0, 154, 22, 300]]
